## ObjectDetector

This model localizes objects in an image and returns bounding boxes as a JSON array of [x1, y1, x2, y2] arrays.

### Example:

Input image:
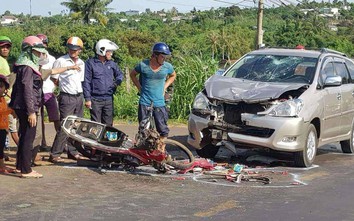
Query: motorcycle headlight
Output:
[[193, 92, 210, 110], [268, 99, 303, 117]]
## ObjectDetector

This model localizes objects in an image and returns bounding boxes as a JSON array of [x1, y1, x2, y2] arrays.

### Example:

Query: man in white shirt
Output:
[[49, 36, 85, 163]]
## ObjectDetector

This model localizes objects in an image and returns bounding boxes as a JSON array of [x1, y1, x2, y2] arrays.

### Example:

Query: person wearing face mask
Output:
[[30, 34, 80, 165], [9, 36, 48, 178], [49, 36, 85, 163], [83, 39, 123, 126], [130, 42, 176, 153]]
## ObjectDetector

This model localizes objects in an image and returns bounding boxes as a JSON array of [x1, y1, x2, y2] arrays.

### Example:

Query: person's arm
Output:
[[130, 69, 141, 93], [83, 60, 92, 109], [114, 64, 124, 87], [164, 71, 176, 92], [21, 66, 36, 127]]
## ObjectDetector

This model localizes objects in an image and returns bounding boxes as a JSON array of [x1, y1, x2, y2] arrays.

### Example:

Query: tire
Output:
[[294, 124, 317, 167], [196, 144, 220, 159], [164, 139, 195, 170], [69, 138, 96, 159], [340, 121, 354, 153]]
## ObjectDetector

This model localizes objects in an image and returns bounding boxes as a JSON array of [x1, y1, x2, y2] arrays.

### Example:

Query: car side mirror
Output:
[[324, 76, 342, 87]]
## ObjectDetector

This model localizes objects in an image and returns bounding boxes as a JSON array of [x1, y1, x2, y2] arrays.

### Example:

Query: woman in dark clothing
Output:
[[9, 36, 47, 178]]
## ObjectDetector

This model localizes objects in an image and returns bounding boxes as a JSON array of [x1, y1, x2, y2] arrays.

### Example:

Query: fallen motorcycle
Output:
[[61, 115, 195, 172]]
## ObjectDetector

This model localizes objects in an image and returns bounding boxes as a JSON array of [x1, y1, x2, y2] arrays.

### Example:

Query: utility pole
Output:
[[256, 0, 264, 49], [30, 0, 32, 16]]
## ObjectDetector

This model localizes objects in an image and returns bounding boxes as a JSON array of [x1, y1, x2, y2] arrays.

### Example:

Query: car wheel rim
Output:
[[306, 130, 316, 161]]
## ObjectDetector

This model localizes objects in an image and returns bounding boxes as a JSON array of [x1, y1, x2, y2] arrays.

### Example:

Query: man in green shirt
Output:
[[0, 36, 19, 148]]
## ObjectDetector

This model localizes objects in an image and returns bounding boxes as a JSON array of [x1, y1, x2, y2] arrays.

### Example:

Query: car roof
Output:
[[249, 48, 323, 58]]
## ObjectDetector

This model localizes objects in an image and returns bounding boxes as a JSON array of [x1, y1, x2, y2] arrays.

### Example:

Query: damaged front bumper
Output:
[[188, 112, 309, 152]]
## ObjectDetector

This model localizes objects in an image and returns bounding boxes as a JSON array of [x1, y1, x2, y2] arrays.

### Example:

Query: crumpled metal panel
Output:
[[204, 75, 307, 103]]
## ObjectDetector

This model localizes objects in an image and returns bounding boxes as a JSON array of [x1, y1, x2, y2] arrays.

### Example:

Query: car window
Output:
[[346, 60, 354, 83], [321, 61, 335, 82], [224, 54, 317, 83], [333, 62, 349, 84]]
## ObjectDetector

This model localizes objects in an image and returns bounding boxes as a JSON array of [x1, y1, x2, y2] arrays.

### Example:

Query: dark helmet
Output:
[[0, 74, 10, 89], [36, 34, 48, 46], [152, 42, 171, 55], [0, 36, 12, 47]]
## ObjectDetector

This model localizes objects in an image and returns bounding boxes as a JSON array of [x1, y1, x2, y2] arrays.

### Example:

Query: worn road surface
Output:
[[1, 122, 354, 221]]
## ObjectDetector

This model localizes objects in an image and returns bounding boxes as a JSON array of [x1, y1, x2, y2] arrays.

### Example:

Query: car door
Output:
[[320, 57, 343, 140], [334, 57, 354, 135]]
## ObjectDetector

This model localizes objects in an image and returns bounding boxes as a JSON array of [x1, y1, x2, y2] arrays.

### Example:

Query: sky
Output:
[[3, 0, 234, 16]]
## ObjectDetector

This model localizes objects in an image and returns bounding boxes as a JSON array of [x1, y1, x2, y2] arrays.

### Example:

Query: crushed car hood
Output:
[[205, 75, 308, 103]]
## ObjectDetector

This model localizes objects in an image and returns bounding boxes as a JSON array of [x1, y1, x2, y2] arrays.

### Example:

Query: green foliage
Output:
[[168, 56, 218, 120], [3, 1, 354, 120]]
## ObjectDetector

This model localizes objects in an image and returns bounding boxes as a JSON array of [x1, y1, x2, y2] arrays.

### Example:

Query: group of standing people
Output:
[[0, 34, 176, 178]]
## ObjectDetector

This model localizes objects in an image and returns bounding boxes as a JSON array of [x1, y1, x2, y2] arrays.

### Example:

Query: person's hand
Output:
[[28, 113, 36, 127], [67, 65, 81, 72], [85, 100, 92, 109]]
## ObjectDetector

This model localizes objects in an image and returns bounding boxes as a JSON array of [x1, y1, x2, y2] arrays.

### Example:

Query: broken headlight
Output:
[[268, 99, 303, 117], [192, 92, 210, 110]]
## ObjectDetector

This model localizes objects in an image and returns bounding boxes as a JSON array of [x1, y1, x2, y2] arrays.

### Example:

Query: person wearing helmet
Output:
[[9, 35, 48, 178], [82, 39, 123, 125], [49, 36, 85, 163], [0, 73, 16, 173], [0, 36, 19, 152], [130, 42, 176, 152]]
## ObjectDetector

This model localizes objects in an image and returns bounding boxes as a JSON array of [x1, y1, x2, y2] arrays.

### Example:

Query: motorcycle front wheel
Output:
[[164, 139, 194, 170]]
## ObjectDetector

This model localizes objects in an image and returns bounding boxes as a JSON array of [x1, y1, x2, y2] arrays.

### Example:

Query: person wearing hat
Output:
[[49, 36, 86, 163], [9, 35, 49, 178], [0, 36, 12, 75], [0, 74, 16, 173], [0, 36, 19, 150]]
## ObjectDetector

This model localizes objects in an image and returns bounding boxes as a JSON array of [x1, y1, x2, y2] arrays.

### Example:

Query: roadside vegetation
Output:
[[2, 0, 354, 121]]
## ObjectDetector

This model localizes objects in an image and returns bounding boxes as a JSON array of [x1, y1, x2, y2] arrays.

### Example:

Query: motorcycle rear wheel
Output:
[[164, 139, 194, 170]]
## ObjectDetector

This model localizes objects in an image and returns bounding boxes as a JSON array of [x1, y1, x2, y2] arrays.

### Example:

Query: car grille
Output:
[[223, 103, 265, 125], [222, 103, 273, 138]]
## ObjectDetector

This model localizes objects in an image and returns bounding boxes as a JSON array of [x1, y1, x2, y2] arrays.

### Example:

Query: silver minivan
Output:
[[188, 48, 354, 167]]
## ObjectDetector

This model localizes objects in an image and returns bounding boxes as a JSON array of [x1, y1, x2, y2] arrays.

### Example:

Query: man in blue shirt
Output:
[[83, 39, 123, 126], [130, 42, 176, 151]]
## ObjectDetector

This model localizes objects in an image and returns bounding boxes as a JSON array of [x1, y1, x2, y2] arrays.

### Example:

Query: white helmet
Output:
[[95, 39, 119, 56]]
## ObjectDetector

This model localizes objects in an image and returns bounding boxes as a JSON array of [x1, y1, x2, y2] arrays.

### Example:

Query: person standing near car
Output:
[[49, 36, 85, 163], [83, 39, 123, 126], [9, 36, 48, 178], [130, 42, 176, 152]]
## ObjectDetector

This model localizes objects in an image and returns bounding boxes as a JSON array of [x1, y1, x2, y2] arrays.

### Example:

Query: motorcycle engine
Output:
[[135, 129, 161, 150]]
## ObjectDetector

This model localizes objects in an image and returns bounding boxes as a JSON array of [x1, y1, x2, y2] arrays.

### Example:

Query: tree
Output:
[[61, 0, 113, 25]]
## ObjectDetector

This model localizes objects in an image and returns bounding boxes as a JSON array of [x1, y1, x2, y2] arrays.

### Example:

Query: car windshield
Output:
[[224, 54, 318, 83]]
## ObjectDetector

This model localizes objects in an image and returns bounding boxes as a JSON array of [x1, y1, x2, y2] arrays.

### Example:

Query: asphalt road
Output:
[[1, 122, 354, 221]]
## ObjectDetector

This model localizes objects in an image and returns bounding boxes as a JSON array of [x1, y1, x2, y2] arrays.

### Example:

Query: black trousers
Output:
[[15, 109, 36, 174], [90, 97, 113, 126], [0, 129, 7, 159], [51, 93, 83, 158]]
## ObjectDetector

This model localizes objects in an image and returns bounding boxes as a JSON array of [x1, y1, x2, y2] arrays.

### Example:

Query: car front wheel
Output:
[[340, 121, 354, 153], [196, 144, 220, 159], [294, 124, 317, 167]]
